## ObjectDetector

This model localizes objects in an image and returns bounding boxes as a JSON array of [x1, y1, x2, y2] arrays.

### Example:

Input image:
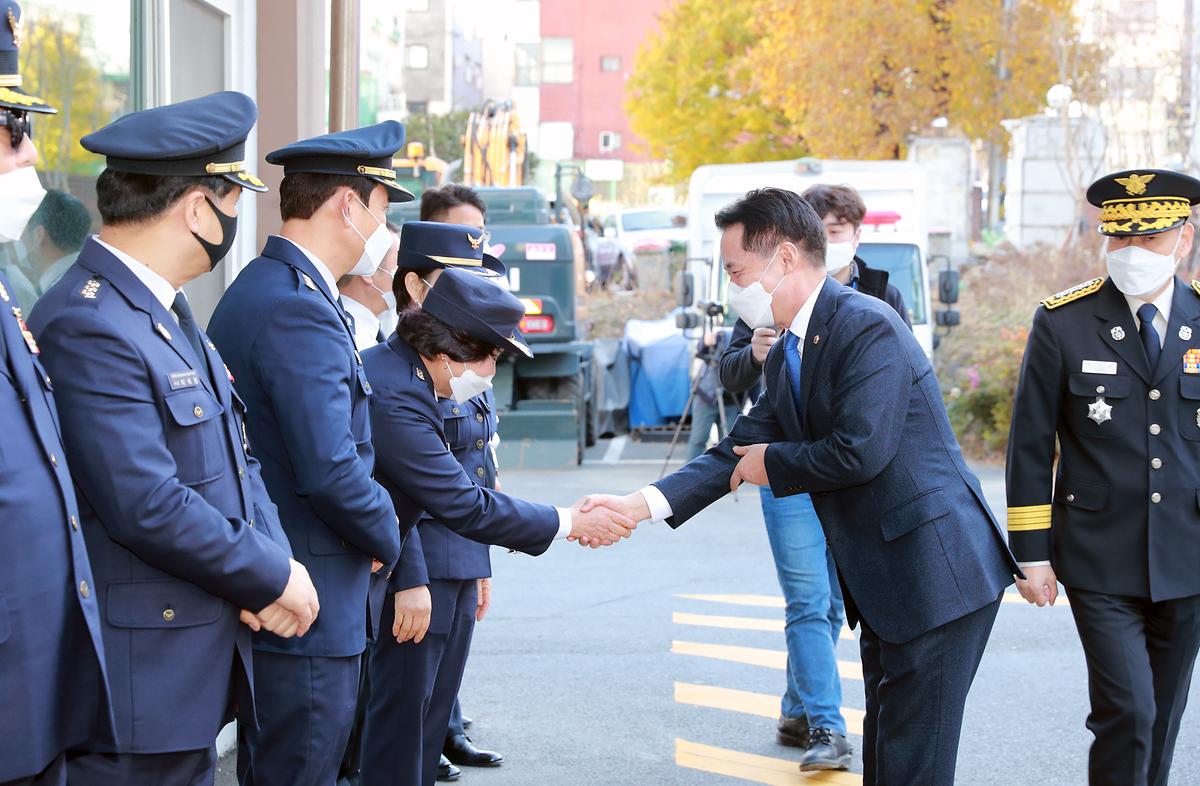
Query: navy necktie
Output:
[[782, 330, 802, 397], [1137, 303, 1161, 371], [171, 292, 205, 361]]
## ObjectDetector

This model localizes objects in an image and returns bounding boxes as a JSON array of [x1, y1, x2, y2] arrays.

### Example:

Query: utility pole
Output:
[[329, 0, 360, 132]]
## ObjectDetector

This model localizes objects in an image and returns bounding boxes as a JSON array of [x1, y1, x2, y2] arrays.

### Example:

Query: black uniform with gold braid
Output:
[[1, 1, 55, 115], [1006, 168, 1200, 786]]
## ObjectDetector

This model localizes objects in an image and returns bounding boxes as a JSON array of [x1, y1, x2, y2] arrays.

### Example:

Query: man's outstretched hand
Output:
[[577, 492, 651, 547], [566, 495, 638, 548]]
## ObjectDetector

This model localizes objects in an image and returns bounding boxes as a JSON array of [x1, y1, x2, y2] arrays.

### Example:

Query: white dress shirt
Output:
[[1123, 279, 1174, 349], [341, 295, 382, 352], [93, 236, 178, 313], [639, 279, 828, 523]]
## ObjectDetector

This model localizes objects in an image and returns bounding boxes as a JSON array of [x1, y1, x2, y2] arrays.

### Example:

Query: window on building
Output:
[[515, 42, 539, 86], [407, 44, 430, 70], [600, 55, 620, 72], [407, 100, 429, 115], [599, 131, 622, 153], [542, 37, 573, 84]]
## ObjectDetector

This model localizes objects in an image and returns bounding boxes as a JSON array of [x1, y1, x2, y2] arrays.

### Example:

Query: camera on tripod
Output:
[[675, 300, 725, 330]]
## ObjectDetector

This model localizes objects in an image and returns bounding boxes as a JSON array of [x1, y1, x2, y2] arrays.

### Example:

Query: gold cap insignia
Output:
[[8, 7, 21, 48], [467, 232, 484, 251], [1116, 173, 1155, 196]]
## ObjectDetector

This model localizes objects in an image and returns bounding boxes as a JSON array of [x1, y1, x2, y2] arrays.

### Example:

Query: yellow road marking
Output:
[[675, 682, 865, 736], [672, 641, 863, 681], [673, 611, 855, 641], [676, 738, 862, 785]]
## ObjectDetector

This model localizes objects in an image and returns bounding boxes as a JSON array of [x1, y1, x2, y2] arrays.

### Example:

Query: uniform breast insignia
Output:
[[1042, 277, 1104, 310], [301, 273, 318, 291], [79, 279, 101, 299], [1088, 396, 1113, 425], [156, 322, 172, 342], [1184, 349, 1200, 374], [1111, 326, 1126, 341], [12, 307, 39, 355], [1181, 325, 1195, 341]]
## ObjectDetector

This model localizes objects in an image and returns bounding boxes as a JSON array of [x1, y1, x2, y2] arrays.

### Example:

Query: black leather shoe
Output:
[[444, 733, 504, 767], [436, 755, 461, 782], [776, 714, 810, 748], [461, 715, 473, 729], [799, 728, 852, 771]]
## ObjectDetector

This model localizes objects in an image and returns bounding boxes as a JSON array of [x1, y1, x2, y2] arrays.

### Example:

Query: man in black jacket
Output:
[[716, 184, 911, 770]]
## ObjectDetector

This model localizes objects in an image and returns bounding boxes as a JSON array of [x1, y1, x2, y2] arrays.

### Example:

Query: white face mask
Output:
[[368, 267, 397, 317], [0, 166, 47, 243], [445, 358, 494, 404], [1106, 231, 1183, 297], [345, 195, 391, 276], [727, 246, 786, 329], [825, 240, 856, 274]]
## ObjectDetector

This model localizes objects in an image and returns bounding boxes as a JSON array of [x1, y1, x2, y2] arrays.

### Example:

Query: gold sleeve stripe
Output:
[[1007, 504, 1052, 531]]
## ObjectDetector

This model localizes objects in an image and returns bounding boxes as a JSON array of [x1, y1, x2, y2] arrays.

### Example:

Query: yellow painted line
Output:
[[672, 641, 863, 681], [676, 738, 862, 785], [673, 604, 857, 640], [674, 682, 864, 737]]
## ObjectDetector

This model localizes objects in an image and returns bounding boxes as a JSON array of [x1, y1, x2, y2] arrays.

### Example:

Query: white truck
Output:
[[684, 158, 939, 358]]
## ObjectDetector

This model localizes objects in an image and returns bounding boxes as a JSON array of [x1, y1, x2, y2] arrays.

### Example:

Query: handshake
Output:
[[566, 492, 652, 548]]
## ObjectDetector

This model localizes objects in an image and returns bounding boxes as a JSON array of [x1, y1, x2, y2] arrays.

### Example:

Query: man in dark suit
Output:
[[208, 123, 411, 786], [586, 188, 1017, 784], [29, 91, 318, 786], [1007, 169, 1200, 786], [0, 7, 112, 782]]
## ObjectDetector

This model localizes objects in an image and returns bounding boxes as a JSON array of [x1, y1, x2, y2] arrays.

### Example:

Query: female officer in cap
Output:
[[358, 231, 636, 786]]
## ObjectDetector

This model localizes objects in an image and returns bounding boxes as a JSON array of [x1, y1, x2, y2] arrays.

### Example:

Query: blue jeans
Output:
[[760, 486, 846, 733]]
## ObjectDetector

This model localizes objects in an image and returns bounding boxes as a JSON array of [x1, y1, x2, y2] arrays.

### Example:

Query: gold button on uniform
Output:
[[1149, 389, 1162, 401], [476, 467, 485, 478], [193, 405, 204, 418], [49, 453, 58, 467], [1150, 424, 1161, 435], [1152, 458, 1163, 469], [162, 609, 176, 622], [476, 413, 484, 423], [238, 466, 245, 478], [1152, 492, 1162, 503], [1096, 385, 1105, 394], [476, 439, 485, 450], [79, 580, 89, 598], [452, 407, 460, 415], [1066, 493, 1076, 502], [70, 515, 79, 531]]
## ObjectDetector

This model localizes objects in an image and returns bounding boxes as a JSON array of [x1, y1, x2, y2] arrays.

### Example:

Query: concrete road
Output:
[[218, 437, 1200, 785]]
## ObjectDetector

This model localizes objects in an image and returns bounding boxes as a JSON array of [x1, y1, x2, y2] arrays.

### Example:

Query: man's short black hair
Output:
[[420, 183, 487, 222], [714, 187, 826, 266], [801, 184, 867, 229], [394, 304, 495, 362], [95, 171, 235, 227], [279, 173, 376, 222], [28, 189, 91, 251]]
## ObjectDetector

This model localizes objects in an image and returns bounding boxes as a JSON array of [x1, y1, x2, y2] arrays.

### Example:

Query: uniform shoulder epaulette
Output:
[[1191, 280, 1200, 298], [75, 278, 104, 302], [1042, 277, 1104, 310]]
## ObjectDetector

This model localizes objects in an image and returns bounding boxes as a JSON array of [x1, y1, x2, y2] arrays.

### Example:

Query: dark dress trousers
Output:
[[208, 236, 402, 786], [28, 240, 294, 784], [654, 276, 1016, 785], [0, 271, 112, 785], [358, 334, 559, 786], [1007, 276, 1200, 786]]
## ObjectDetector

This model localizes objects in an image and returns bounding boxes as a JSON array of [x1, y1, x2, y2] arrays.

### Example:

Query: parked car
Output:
[[601, 207, 687, 290]]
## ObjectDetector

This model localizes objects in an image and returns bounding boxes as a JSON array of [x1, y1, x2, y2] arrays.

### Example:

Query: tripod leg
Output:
[[660, 370, 704, 479]]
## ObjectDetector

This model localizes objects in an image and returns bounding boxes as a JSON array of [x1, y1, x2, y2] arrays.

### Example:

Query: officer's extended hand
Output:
[[1015, 564, 1059, 607], [273, 558, 320, 634], [730, 444, 769, 490], [393, 585, 432, 644], [476, 578, 491, 622], [567, 496, 636, 548], [751, 327, 779, 364]]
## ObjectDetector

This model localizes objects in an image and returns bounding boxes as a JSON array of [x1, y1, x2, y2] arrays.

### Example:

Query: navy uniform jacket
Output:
[[394, 392, 496, 589], [209, 236, 402, 658], [0, 271, 112, 781], [654, 277, 1018, 644], [363, 334, 558, 581], [28, 240, 294, 753], [1007, 277, 1200, 601]]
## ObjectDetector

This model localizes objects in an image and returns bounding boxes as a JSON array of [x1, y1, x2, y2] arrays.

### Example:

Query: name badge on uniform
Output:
[[1082, 360, 1117, 375], [168, 370, 202, 390], [1184, 348, 1200, 374]]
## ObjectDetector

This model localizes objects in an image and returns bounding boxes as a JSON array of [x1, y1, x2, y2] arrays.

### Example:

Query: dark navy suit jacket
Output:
[[0, 270, 112, 780], [209, 236, 402, 658], [394, 392, 495, 590], [29, 240, 294, 753], [363, 334, 558, 585], [655, 276, 1018, 644]]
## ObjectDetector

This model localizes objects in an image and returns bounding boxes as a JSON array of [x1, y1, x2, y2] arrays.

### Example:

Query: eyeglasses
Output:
[[1, 109, 31, 149]]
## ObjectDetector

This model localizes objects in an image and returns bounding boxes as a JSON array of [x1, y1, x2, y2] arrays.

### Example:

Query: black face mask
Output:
[[192, 196, 238, 270]]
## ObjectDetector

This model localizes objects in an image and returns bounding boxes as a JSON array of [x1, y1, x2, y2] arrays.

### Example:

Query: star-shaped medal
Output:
[[1088, 397, 1112, 425]]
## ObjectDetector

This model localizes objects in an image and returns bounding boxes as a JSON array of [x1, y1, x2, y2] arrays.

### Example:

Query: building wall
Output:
[[404, 0, 452, 113], [538, 0, 669, 163]]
